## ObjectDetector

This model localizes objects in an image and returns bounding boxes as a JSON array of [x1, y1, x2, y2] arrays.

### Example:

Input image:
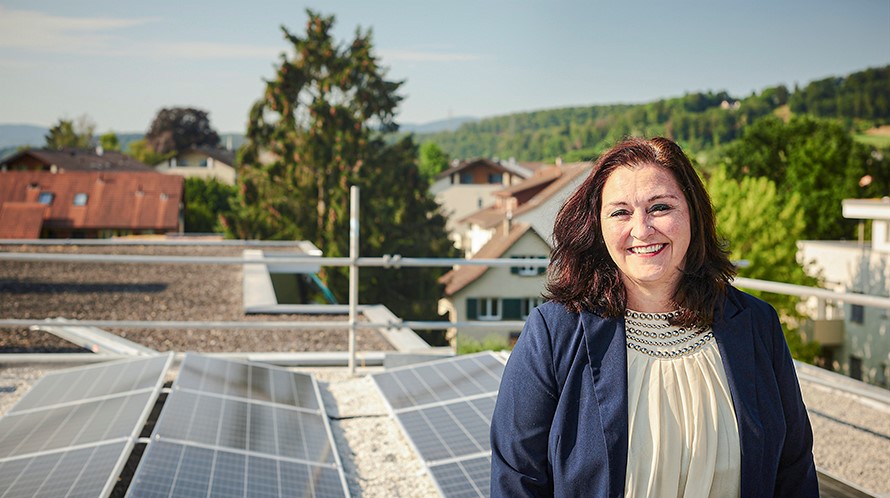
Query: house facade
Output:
[[457, 162, 590, 256], [797, 198, 890, 387], [430, 158, 535, 248], [154, 146, 237, 185], [438, 223, 550, 344]]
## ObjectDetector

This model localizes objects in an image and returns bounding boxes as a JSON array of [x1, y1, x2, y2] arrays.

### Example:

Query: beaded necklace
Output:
[[624, 309, 713, 359]]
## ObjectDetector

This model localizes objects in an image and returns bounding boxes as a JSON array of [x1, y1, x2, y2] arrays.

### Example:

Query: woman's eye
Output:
[[609, 209, 630, 217], [649, 203, 671, 213]]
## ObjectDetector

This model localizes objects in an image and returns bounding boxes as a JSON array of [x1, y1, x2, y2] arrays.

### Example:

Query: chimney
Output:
[[503, 209, 513, 234], [25, 183, 40, 203]]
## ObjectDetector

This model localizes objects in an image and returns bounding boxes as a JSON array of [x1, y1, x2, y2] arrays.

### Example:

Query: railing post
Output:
[[348, 186, 359, 375]]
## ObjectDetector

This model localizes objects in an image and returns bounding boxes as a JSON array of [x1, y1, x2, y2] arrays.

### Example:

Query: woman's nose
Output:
[[631, 215, 654, 240]]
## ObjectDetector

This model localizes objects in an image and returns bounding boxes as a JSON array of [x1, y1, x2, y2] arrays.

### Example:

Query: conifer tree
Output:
[[226, 11, 455, 320]]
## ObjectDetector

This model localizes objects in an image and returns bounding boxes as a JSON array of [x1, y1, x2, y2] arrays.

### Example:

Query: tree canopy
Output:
[[719, 115, 870, 240], [225, 10, 455, 319], [707, 167, 821, 361], [145, 107, 220, 154], [45, 116, 94, 149]]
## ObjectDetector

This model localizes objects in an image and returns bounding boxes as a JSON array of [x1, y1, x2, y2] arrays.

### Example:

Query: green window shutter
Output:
[[503, 298, 522, 319], [466, 298, 478, 320], [510, 256, 520, 274], [538, 256, 547, 275]]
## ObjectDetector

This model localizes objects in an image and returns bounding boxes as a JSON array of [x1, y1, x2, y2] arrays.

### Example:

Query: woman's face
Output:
[[600, 162, 691, 299]]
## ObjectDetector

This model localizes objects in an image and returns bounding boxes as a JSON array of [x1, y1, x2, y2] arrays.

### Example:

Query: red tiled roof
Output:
[[1, 148, 154, 172], [458, 162, 591, 229], [0, 171, 182, 234], [435, 158, 511, 180], [0, 202, 45, 239], [439, 223, 538, 296]]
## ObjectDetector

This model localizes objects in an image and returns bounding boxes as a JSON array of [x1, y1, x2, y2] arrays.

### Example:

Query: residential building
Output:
[[430, 158, 536, 248], [154, 146, 237, 185], [438, 223, 550, 343], [0, 171, 183, 238], [458, 161, 590, 256], [798, 197, 890, 387], [0, 147, 155, 173]]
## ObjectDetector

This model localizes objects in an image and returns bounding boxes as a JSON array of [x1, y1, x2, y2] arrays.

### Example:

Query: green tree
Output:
[[45, 115, 94, 149], [720, 115, 868, 240], [225, 11, 456, 319], [98, 131, 120, 151], [145, 107, 220, 154], [707, 167, 821, 361], [417, 142, 450, 183], [184, 177, 236, 233], [127, 139, 174, 165]]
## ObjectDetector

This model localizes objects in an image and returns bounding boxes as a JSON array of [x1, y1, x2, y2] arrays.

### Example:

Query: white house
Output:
[[155, 146, 237, 185], [457, 162, 590, 256], [437, 223, 550, 344], [798, 197, 890, 387], [430, 158, 535, 249]]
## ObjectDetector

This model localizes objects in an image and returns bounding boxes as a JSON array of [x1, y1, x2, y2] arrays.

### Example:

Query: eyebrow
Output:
[[603, 193, 681, 208]]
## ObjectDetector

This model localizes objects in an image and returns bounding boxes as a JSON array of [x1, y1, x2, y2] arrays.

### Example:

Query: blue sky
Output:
[[0, 0, 887, 133]]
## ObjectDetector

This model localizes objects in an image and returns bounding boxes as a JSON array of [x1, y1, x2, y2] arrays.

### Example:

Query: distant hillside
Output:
[[0, 124, 47, 149], [0, 126, 245, 160], [400, 116, 478, 134], [416, 65, 890, 164]]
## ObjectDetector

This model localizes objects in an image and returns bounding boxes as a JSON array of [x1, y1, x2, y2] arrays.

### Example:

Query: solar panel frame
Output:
[[127, 353, 350, 498], [0, 353, 173, 498], [371, 352, 507, 498]]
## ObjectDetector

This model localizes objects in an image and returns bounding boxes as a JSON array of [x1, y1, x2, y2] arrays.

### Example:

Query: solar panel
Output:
[[0, 354, 172, 498], [128, 353, 348, 498], [371, 352, 506, 498]]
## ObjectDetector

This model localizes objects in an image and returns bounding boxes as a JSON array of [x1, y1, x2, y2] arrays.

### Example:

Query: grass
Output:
[[457, 334, 512, 355]]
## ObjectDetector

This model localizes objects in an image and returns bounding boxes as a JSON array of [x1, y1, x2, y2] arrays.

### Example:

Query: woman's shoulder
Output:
[[725, 285, 780, 320]]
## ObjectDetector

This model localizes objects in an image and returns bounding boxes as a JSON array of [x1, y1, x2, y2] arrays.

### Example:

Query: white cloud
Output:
[[0, 7, 278, 61], [378, 49, 482, 63], [0, 6, 155, 53]]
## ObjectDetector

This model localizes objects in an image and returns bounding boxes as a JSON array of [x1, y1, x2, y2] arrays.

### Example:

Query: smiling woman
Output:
[[490, 137, 820, 498]]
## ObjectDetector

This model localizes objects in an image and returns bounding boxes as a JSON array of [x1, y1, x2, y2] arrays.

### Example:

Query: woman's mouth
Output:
[[628, 243, 666, 255]]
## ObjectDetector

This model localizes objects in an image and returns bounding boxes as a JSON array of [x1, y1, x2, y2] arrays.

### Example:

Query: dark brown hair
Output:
[[544, 136, 735, 328]]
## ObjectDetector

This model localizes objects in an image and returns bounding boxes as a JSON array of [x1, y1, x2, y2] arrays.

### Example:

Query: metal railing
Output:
[[2, 187, 890, 373]]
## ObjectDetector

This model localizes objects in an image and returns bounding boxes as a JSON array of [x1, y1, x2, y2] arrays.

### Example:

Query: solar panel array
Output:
[[0, 354, 172, 497], [372, 352, 506, 498], [127, 353, 349, 498]]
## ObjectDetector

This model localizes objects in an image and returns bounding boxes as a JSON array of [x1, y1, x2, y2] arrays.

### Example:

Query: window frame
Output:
[[477, 297, 502, 321]]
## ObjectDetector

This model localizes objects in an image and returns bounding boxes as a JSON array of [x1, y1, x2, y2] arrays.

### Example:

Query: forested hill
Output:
[[416, 65, 890, 163]]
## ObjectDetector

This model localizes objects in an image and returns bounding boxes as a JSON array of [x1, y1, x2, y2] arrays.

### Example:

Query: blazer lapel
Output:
[[712, 296, 763, 497], [580, 312, 628, 497]]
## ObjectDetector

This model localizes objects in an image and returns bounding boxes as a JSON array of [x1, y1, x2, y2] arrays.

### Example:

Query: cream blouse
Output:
[[623, 310, 741, 498]]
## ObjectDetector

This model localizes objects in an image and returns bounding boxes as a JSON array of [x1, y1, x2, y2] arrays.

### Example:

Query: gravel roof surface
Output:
[[0, 243, 393, 353]]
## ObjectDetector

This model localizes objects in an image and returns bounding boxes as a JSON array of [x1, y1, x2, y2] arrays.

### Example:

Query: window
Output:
[[73, 193, 88, 206], [521, 297, 544, 318], [37, 192, 54, 205], [849, 355, 863, 381], [488, 173, 503, 184], [460, 172, 473, 184], [511, 256, 547, 276], [848, 290, 865, 324], [478, 298, 501, 320]]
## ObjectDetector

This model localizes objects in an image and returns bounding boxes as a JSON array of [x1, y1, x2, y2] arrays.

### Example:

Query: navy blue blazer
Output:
[[490, 287, 819, 497]]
